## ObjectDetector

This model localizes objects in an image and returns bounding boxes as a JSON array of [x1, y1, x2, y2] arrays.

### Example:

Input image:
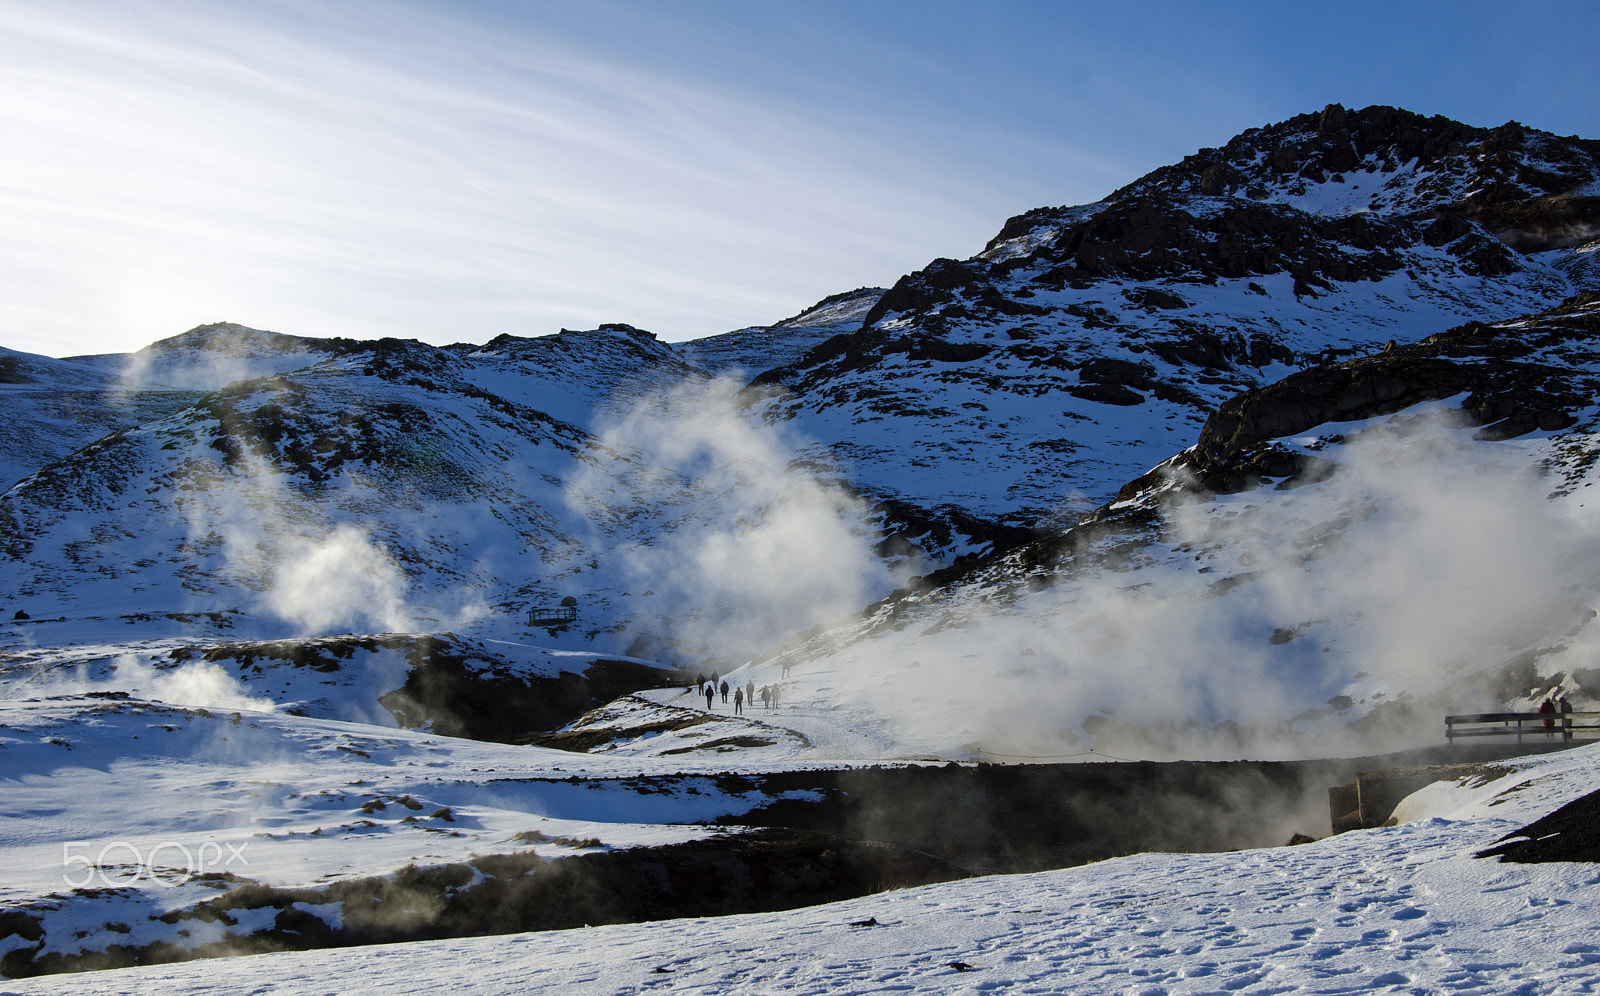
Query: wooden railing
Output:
[[1445, 711, 1600, 744]]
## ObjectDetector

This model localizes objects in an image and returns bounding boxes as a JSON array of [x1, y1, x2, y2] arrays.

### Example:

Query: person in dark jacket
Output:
[[704, 684, 715, 710], [720, 680, 729, 704], [1540, 696, 1557, 736]]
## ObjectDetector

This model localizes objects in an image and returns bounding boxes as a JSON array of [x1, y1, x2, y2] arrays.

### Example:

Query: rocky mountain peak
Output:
[[1118, 103, 1600, 215], [976, 106, 1600, 275], [137, 322, 330, 361]]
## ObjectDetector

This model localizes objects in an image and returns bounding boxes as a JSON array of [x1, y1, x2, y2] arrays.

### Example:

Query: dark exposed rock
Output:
[[1476, 788, 1600, 862], [1445, 195, 1600, 253], [377, 639, 680, 742], [1067, 383, 1145, 407], [1122, 287, 1190, 311], [1078, 357, 1156, 389], [1185, 293, 1600, 493], [868, 497, 1037, 562], [1019, 199, 1416, 297], [1124, 104, 1600, 212], [1144, 326, 1294, 371], [910, 338, 992, 363], [862, 258, 990, 326], [0, 356, 31, 384], [173, 634, 681, 741]]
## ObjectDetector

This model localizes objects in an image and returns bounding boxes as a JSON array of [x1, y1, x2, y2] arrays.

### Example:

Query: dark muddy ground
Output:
[[2, 740, 1571, 979], [711, 741, 1562, 874]]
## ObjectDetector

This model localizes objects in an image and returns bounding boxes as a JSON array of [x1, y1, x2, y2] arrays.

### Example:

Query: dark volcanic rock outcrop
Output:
[[1177, 292, 1600, 493], [178, 634, 680, 741], [1476, 787, 1600, 863], [377, 640, 680, 742], [1120, 103, 1600, 219]]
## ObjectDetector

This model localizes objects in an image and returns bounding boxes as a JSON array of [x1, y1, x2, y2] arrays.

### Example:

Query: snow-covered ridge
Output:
[[675, 287, 885, 375]]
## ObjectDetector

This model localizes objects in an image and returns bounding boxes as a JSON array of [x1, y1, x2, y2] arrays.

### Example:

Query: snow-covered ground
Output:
[[7, 741, 1598, 995], [0, 684, 886, 976]]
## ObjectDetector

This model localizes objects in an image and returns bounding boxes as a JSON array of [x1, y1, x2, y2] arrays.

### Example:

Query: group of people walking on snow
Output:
[[691, 670, 781, 715]]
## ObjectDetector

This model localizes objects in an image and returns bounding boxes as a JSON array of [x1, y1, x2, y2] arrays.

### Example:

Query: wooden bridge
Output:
[[1445, 711, 1600, 744]]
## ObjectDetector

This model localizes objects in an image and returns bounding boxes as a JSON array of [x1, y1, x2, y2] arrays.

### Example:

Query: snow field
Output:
[[9, 744, 1600, 995]]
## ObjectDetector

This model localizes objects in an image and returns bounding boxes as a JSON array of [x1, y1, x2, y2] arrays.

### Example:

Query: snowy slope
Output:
[[3, 105, 1595, 675], [0, 690, 855, 975], [714, 295, 1600, 762], [0, 324, 349, 491], [0, 322, 903, 676]]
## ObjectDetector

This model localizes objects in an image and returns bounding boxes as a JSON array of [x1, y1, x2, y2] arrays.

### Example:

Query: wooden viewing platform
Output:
[[1445, 711, 1600, 744], [526, 605, 578, 626]]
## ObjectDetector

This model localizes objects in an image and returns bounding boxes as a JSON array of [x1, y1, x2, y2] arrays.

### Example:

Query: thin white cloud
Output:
[[0, 0, 1065, 355]]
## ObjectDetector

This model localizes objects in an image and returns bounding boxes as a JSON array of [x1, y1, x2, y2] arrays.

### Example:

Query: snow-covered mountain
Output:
[[0, 318, 896, 683], [749, 105, 1599, 546], [7, 101, 1600, 984], [4, 105, 1600, 741]]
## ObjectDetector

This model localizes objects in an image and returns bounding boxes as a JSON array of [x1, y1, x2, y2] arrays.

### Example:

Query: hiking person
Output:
[[1540, 696, 1557, 736], [734, 687, 744, 715], [746, 680, 755, 707], [704, 684, 714, 710], [720, 680, 729, 704], [760, 685, 771, 710], [1560, 694, 1575, 741]]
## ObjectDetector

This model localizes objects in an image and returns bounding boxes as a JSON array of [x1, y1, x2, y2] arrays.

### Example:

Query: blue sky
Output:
[[3, 0, 1598, 356]]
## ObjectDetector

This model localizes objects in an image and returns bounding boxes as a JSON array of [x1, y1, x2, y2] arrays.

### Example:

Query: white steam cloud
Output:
[[263, 524, 410, 635], [6, 652, 277, 713], [173, 437, 433, 637], [109, 655, 279, 713], [568, 374, 896, 666], [764, 411, 1600, 761]]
